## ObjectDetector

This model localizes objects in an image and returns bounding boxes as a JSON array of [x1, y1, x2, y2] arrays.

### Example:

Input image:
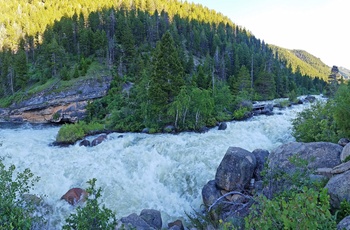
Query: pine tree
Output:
[[148, 31, 185, 126]]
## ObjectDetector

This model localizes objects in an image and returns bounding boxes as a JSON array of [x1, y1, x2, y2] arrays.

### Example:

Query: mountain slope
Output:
[[269, 45, 330, 81], [339, 67, 350, 80]]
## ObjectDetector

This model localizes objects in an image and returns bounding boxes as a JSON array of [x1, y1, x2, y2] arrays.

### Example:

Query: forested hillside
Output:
[[269, 45, 330, 81], [0, 0, 328, 133]]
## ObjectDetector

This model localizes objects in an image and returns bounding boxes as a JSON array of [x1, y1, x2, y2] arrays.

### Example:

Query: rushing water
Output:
[[0, 98, 319, 229]]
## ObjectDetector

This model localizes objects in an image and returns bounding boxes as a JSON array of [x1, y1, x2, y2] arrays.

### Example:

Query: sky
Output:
[[190, 0, 350, 70]]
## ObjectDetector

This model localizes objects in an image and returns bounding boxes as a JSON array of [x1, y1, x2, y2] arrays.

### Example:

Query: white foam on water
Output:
[[0, 98, 319, 229]]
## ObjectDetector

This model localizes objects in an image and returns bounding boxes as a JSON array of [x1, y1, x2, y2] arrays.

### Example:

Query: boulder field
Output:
[[202, 138, 350, 229]]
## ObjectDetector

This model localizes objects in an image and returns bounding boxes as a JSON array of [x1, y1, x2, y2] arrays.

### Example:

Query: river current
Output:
[[0, 97, 319, 228]]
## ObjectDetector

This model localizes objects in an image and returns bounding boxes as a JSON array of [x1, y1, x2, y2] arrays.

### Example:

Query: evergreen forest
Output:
[[0, 0, 328, 133]]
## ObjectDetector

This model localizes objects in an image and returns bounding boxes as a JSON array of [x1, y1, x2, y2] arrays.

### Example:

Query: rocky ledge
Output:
[[0, 76, 112, 123]]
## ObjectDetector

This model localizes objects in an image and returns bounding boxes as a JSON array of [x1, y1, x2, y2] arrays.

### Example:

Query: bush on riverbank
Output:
[[56, 121, 105, 144], [292, 83, 350, 143]]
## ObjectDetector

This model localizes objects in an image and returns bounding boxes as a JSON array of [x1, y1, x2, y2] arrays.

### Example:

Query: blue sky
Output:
[[190, 0, 349, 70]]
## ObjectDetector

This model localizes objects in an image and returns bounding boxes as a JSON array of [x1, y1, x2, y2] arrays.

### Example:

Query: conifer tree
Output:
[[148, 31, 184, 126]]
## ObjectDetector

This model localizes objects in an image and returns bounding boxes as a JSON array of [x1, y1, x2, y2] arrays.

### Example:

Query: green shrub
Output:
[[0, 159, 41, 229], [292, 101, 339, 143], [333, 84, 350, 138], [56, 123, 85, 143], [56, 122, 105, 144], [63, 178, 117, 230], [245, 187, 336, 229], [233, 107, 250, 120], [336, 200, 350, 223], [288, 90, 298, 103]]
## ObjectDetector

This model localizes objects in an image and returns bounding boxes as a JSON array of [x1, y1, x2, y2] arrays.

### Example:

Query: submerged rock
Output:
[[91, 134, 108, 146]]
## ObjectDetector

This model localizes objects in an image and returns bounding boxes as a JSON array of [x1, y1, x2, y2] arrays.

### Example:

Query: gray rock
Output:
[[142, 128, 150, 134], [163, 125, 175, 133], [252, 149, 270, 181], [338, 138, 350, 147], [332, 161, 350, 174], [268, 142, 342, 175], [341, 143, 350, 162], [266, 142, 342, 196], [120, 213, 153, 230], [202, 180, 221, 207], [337, 215, 350, 230], [1, 76, 112, 123], [261, 104, 274, 115], [198, 126, 209, 133], [168, 220, 184, 230], [215, 147, 256, 191], [91, 134, 107, 147], [79, 139, 90, 147], [218, 122, 227, 130], [304, 95, 316, 103], [326, 170, 350, 210], [140, 209, 162, 230], [315, 168, 333, 178]]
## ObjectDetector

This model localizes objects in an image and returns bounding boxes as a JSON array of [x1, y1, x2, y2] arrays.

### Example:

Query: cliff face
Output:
[[0, 76, 112, 123]]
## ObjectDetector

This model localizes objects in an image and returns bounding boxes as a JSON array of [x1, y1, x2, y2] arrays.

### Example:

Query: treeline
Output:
[[0, 0, 328, 132]]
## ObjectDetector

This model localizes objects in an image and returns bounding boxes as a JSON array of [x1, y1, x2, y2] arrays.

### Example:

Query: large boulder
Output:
[[337, 216, 350, 230], [325, 170, 350, 210], [119, 213, 153, 230], [61, 188, 88, 205], [139, 209, 162, 230], [215, 147, 256, 191], [266, 142, 342, 196], [341, 143, 350, 162], [202, 180, 221, 207], [268, 142, 342, 175], [119, 209, 162, 230], [252, 149, 270, 181]]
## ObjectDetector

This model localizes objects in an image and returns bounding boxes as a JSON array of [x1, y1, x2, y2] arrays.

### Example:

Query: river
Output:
[[0, 97, 319, 229]]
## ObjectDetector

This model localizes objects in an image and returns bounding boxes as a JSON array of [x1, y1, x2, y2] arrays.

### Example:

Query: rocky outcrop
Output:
[[266, 142, 342, 196], [268, 142, 342, 175], [61, 188, 88, 206], [0, 76, 112, 123]]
